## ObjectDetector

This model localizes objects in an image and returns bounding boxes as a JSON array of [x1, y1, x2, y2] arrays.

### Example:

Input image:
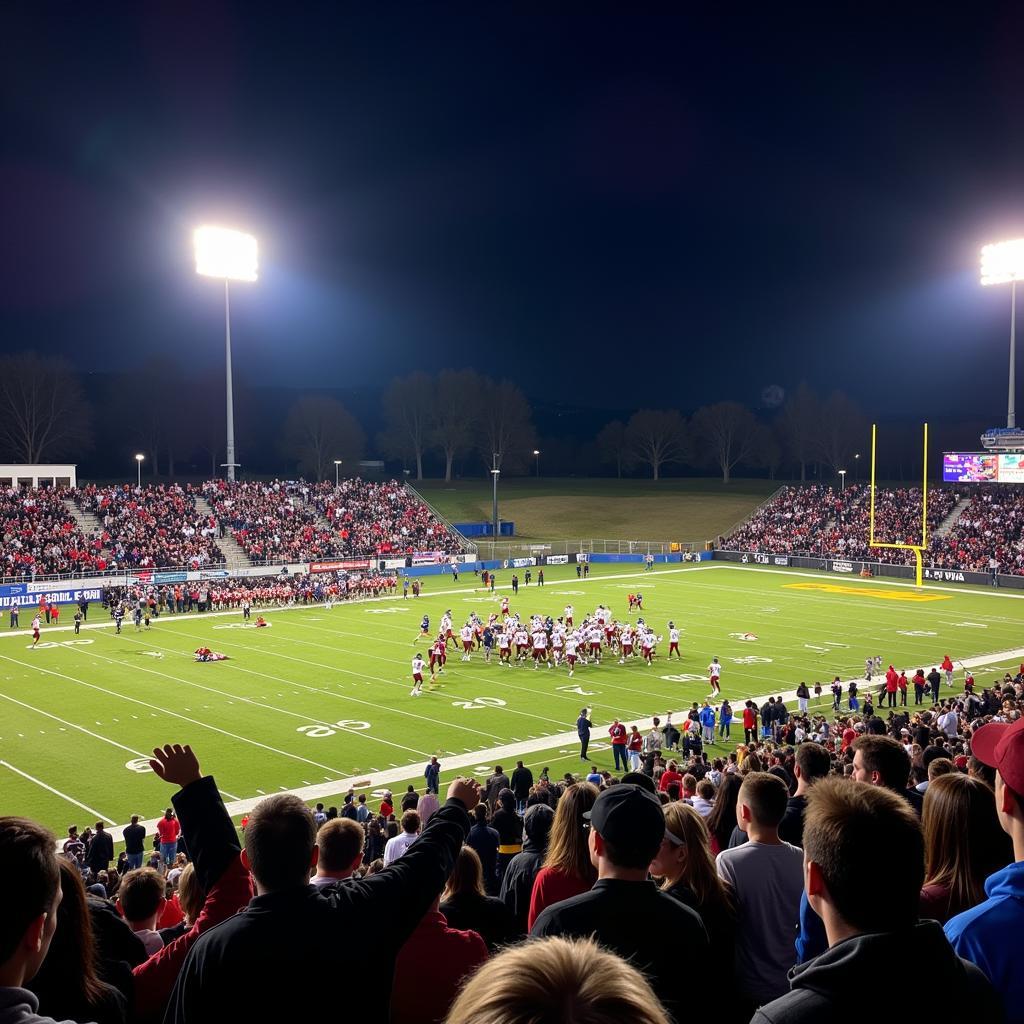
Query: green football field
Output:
[[1, 563, 1022, 840]]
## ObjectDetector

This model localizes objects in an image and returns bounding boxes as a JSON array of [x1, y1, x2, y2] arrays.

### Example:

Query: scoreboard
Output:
[[943, 452, 1024, 483]]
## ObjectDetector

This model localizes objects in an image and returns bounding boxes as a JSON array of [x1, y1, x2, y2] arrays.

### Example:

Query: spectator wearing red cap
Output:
[[946, 716, 1024, 1023]]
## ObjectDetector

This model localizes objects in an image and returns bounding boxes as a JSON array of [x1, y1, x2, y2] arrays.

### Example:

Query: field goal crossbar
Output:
[[868, 422, 928, 586]]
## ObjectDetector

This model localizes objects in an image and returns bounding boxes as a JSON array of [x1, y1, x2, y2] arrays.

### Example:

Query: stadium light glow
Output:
[[194, 225, 259, 482], [334, 459, 342, 486], [134, 452, 144, 488], [980, 239, 1022, 428], [194, 226, 258, 282]]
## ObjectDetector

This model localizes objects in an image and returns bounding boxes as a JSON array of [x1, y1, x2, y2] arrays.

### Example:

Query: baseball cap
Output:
[[584, 784, 665, 852], [971, 717, 1024, 796]]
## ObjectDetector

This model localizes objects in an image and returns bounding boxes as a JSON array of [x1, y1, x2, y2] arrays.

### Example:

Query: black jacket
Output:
[[87, 830, 115, 872], [753, 922, 1003, 1024], [164, 798, 471, 1024], [439, 891, 516, 950], [499, 805, 553, 936], [123, 823, 146, 856], [510, 766, 534, 800], [532, 878, 708, 1022]]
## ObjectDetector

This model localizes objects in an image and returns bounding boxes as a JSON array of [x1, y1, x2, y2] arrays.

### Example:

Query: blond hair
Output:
[[176, 863, 203, 925], [541, 782, 599, 885], [445, 936, 670, 1024]]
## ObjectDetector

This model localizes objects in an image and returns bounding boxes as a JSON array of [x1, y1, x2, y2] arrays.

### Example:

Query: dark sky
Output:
[[1, 4, 1023, 420]]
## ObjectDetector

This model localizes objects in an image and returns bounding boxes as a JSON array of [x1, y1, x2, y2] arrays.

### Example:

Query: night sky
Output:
[[1, 4, 1023, 421]]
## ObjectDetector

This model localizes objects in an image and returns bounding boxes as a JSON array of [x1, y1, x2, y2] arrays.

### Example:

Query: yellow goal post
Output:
[[868, 422, 929, 587]]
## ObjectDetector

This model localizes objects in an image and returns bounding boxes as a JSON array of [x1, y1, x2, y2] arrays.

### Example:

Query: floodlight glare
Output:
[[980, 239, 1024, 286], [194, 226, 258, 282]]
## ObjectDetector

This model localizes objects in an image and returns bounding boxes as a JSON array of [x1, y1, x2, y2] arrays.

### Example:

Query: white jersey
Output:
[[551, 631, 564, 648], [588, 627, 601, 645], [565, 638, 578, 656], [515, 630, 529, 646], [669, 628, 680, 642], [564, 605, 574, 618], [412, 657, 425, 674], [533, 631, 547, 649], [498, 633, 511, 650], [460, 626, 473, 643], [708, 661, 721, 678], [642, 632, 654, 650], [501, 598, 509, 611], [441, 615, 452, 632]]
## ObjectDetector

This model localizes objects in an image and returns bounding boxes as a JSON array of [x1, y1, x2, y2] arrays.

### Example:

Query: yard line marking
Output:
[[2, 760, 115, 824], [0, 651, 355, 781]]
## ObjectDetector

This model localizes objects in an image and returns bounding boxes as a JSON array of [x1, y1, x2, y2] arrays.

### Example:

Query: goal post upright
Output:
[[868, 422, 929, 587]]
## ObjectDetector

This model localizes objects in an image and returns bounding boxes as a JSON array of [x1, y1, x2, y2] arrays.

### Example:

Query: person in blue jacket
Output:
[[576, 708, 592, 760], [945, 717, 1024, 1023], [699, 702, 716, 745]]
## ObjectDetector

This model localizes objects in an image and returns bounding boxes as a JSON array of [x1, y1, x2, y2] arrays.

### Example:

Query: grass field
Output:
[[415, 477, 779, 543], [2, 563, 1023, 840]]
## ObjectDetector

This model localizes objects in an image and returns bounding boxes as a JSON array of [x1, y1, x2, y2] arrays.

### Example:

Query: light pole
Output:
[[491, 454, 500, 539], [980, 239, 1024, 428], [838, 469, 847, 492], [334, 460, 342, 486], [853, 453, 861, 483], [135, 453, 144, 488], [533, 449, 540, 478], [194, 226, 259, 481]]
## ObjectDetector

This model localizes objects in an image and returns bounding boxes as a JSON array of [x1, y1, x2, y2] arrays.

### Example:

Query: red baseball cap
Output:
[[972, 718, 1024, 796]]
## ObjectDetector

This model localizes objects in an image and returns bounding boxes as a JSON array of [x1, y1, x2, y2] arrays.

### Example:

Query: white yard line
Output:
[[2, 760, 116, 824]]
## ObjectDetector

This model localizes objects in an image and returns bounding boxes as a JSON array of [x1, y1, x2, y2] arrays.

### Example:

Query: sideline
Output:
[[65, 643, 1024, 847]]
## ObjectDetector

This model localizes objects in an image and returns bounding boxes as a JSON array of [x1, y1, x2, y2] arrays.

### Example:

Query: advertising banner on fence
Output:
[[749, 553, 791, 566], [830, 560, 854, 573], [381, 558, 408, 571], [26, 574, 135, 593], [310, 559, 372, 574], [546, 554, 569, 565], [0, 585, 103, 608]]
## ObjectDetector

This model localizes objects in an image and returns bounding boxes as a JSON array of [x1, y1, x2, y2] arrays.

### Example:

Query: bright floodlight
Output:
[[980, 239, 1024, 286], [194, 226, 258, 282]]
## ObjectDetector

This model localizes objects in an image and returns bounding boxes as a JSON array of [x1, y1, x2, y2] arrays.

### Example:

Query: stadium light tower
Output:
[[134, 453, 144, 488], [194, 226, 259, 481], [980, 239, 1024, 428], [334, 459, 342, 486], [838, 468, 847, 492], [491, 454, 500, 540], [533, 449, 540, 477]]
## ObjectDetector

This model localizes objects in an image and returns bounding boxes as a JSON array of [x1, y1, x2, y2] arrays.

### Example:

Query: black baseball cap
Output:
[[584, 784, 664, 850]]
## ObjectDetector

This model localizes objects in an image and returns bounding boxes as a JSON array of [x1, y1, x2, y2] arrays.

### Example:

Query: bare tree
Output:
[[626, 409, 688, 480], [815, 390, 868, 477], [0, 353, 93, 464], [281, 396, 365, 481], [379, 372, 434, 480], [692, 401, 761, 483], [778, 381, 821, 482], [432, 370, 482, 481], [477, 377, 536, 473], [753, 421, 783, 480], [596, 419, 633, 478]]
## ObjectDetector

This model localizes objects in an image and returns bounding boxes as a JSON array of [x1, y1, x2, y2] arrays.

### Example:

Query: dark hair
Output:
[[473, 804, 490, 825], [400, 810, 421, 834], [119, 868, 165, 922], [739, 772, 789, 828], [28, 860, 116, 1015], [805, 778, 923, 931], [795, 741, 831, 782], [852, 735, 911, 790], [0, 816, 60, 965], [316, 819, 364, 873], [705, 773, 742, 850], [244, 794, 316, 890]]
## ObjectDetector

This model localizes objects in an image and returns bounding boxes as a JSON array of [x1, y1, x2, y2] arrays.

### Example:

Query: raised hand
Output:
[[446, 776, 482, 811], [150, 744, 202, 788]]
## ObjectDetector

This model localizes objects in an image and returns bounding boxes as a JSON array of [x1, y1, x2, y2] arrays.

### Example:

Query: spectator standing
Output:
[[484, 766, 510, 809], [577, 707, 593, 760], [608, 719, 629, 772], [531, 784, 709, 1022], [492, 790, 523, 888], [928, 666, 942, 704], [424, 756, 441, 795], [851, 735, 923, 815], [440, 846, 516, 950], [383, 811, 421, 866], [753, 778, 1002, 1024], [86, 821, 114, 877], [528, 782, 599, 929], [510, 760, 533, 813], [466, 804, 501, 896], [946, 717, 1024, 1022], [716, 773, 804, 1014], [155, 808, 180, 869], [500, 804, 555, 936], [312, 819, 365, 888], [122, 815, 146, 870], [779, 742, 831, 848]]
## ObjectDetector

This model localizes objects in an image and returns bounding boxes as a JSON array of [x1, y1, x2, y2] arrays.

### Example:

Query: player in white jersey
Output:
[[641, 630, 655, 665], [515, 628, 530, 662], [411, 654, 426, 696], [587, 625, 602, 664], [619, 624, 634, 663], [708, 657, 722, 697], [498, 630, 512, 666], [668, 622, 681, 659], [441, 612, 456, 649], [460, 624, 474, 660], [501, 596, 510, 617], [564, 604, 574, 626], [551, 628, 564, 666], [565, 635, 578, 676], [532, 629, 549, 669]]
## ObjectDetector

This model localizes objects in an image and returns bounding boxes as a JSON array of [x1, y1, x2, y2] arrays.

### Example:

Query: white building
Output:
[[0, 464, 77, 488]]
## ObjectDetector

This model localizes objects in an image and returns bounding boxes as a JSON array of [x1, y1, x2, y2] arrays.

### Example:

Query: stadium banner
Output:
[[830, 560, 855, 573], [0, 585, 103, 608], [546, 554, 569, 565], [26, 573, 135, 592], [310, 559, 372, 573], [748, 553, 790, 567], [509, 557, 536, 568], [225, 563, 309, 579], [381, 558, 407, 570], [154, 571, 189, 583]]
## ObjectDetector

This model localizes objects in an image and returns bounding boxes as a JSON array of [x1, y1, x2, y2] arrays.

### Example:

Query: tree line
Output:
[[0, 353, 938, 483]]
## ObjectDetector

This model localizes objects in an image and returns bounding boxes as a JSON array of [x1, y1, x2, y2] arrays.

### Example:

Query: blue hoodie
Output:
[[699, 707, 716, 728], [945, 860, 1024, 1023]]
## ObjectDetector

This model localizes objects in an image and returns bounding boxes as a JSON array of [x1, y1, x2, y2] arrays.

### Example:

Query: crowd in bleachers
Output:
[[200, 478, 456, 563], [726, 483, 1024, 575], [0, 486, 103, 577], [7, 664, 1023, 1024], [76, 485, 224, 571]]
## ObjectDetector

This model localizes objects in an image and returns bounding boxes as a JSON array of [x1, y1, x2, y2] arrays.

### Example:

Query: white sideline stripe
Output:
[[73, 642, 1024, 848], [2, 760, 116, 824]]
